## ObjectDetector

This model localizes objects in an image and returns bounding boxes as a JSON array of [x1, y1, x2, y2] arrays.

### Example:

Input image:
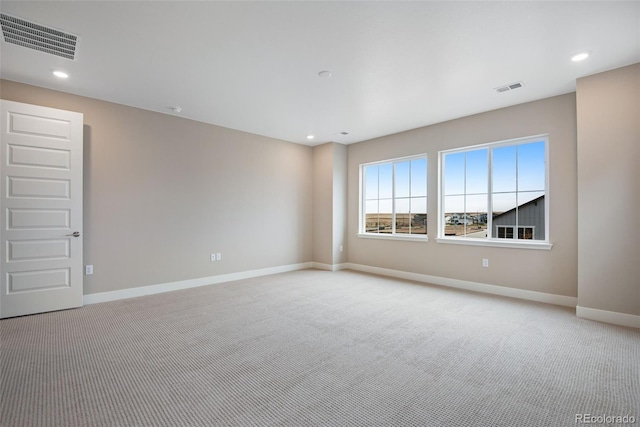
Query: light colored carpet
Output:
[[1, 269, 638, 426]]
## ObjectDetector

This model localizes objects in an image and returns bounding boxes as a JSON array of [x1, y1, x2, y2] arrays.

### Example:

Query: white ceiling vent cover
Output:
[[495, 81, 524, 93], [0, 13, 78, 60]]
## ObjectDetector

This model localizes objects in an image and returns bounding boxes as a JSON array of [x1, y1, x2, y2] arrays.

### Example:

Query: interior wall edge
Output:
[[311, 262, 349, 272]]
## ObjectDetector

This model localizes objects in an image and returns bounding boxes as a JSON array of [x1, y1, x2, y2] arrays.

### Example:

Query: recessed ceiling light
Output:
[[306, 135, 315, 140], [571, 52, 590, 62], [318, 70, 332, 79], [52, 70, 68, 79]]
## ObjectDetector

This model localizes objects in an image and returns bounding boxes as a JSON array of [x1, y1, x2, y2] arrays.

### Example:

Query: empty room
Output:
[[1, 1, 639, 426]]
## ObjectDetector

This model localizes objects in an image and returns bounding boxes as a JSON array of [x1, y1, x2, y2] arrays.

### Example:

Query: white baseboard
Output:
[[83, 262, 314, 305], [344, 263, 578, 308], [83, 261, 638, 329], [312, 262, 348, 272], [576, 306, 640, 329]]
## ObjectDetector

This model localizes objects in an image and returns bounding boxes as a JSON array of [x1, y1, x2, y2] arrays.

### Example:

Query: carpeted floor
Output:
[[1, 269, 638, 426]]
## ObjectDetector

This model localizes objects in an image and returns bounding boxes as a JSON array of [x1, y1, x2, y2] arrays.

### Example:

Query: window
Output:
[[439, 135, 548, 244], [360, 155, 427, 238], [496, 226, 535, 240]]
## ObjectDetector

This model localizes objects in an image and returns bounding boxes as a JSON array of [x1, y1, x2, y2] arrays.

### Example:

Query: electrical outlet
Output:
[[216, 253, 221, 261], [85, 265, 93, 275], [211, 254, 216, 262], [482, 258, 489, 268]]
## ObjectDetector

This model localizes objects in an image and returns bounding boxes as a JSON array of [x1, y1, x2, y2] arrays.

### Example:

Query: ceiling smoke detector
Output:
[[0, 13, 78, 60], [495, 81, 524, 93]]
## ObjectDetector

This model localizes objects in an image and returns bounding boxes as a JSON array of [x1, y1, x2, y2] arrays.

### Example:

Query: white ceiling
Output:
[[1, 1, 639, 146]]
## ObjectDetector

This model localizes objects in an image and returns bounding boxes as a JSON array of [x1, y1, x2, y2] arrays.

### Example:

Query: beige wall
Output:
[[0, 79, 313, 295], [347, 93, 578, 297], [6, 72, 635, 318], [576, 64, 640, 316], [332, 143, 348, 265], [312, 143, 334, 265], [312, 142, 348, 267]]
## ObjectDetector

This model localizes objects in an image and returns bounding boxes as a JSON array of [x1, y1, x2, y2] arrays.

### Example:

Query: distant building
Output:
[[448, 213, 473, 225], [492, 195, 545, 240]]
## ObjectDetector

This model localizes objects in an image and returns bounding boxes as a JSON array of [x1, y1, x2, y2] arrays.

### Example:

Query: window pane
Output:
[[492, 192, 517, 216], [492, 145, 517, 193], [395, 161, 410, 198], [465, 149, 488, 195], [444, 195, 464, 236], [444, 152, 465, 195], [465, 194, 487, 216], [411, 158, 427, 197], [365, 199, 378, 213], [492, 193, 516, 238], [365, 165, 379, 200], [444, 195, 464, 216], [379, 163, 393, 199], [465, 194, 487, 238], [410, 197, 427, 235], [378, 199, 392, 233], [518, 141, 545, 192], [517, 191, 544, 240], [379, 198, 392, 214], [395, 198, 410, 234], [365, 200, 379, 233], [411, 197, 427, 215]]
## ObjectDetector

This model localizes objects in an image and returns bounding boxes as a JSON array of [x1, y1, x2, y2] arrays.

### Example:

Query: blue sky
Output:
[[364, 140, 545, 215], [444, 140, 545, 213], [365, 158, 427, 215]]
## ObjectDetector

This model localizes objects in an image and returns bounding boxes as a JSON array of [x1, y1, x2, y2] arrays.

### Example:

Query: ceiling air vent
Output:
[[0, 13, 78, 60], [495, 81, 524, 93]]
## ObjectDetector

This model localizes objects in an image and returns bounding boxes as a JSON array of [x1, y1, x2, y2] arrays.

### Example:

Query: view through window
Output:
[[362, 156, 427, 236], [441, 136, 547, 241]]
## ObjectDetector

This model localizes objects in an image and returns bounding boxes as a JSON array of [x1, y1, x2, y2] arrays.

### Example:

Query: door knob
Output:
[[67, 231, 80, 237]]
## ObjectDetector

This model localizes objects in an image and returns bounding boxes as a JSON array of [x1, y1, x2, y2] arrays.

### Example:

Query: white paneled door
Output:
[[0, 100, 84, 318]]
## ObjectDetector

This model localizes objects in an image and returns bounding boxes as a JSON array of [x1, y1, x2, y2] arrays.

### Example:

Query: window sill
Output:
[[358, 233, 428, 242], [435, 237, 553, 250]]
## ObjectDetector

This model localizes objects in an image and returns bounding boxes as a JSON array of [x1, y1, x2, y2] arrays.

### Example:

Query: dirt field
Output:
[[444, 224, 487, 236], [365, 213, 427, 234], [365, 213, 490, 236]]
